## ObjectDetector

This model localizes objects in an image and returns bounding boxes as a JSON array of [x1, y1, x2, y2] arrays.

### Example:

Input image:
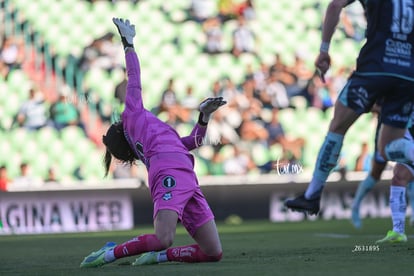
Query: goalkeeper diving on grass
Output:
[[80, 18, 225, 268]]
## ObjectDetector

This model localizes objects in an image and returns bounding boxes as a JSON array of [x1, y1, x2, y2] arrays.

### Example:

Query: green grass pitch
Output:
[[1, 218, 413, 276]]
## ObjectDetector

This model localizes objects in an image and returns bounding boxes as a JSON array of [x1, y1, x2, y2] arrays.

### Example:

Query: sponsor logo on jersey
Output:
[[162, 192, 173, 201]]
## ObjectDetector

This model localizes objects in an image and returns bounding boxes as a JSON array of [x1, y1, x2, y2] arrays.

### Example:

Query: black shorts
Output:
[[338, 73, 414, 128]]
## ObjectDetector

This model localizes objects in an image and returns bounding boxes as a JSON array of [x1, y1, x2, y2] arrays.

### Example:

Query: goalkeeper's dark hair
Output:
[[102, 122, 136, 177]]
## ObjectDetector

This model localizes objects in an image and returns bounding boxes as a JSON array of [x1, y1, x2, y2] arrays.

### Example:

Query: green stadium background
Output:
[[0, 0, 376, 182]]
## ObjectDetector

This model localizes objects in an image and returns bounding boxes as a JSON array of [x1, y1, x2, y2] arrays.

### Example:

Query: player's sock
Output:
[[385, 138, 414, 163], [407, 181, 414, 224], [166, 244, 222, 263], [352, 175, 377, 208], [113, 234, 164, 259], [305, 132, 344, 199], [157, 250, 169, 263], [390, 185, 407, 234]]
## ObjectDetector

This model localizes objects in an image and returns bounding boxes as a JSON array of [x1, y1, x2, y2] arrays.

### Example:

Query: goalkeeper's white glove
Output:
[[112, 17, 136, 49], [198, 97, 227, 125]]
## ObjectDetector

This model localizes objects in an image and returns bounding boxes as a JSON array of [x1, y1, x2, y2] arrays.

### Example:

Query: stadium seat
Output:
[[60, 126, 87, 144], [9, 128, 30, 149], [175, 123, 193, 137], [158, 43, 179, 68], [36, 126, 59, 147], [219, 144, 235, 160], [115, 1, 135, 19], [178, 21, 203, 46], [302, 107, 324, 127], [45, 138, 65, 161], [290, 96, 308, 110], [5, 152, 23, 178], [14, 1, 41, 22], [83, 68, 109, 99], [71, 138, 95, 162], [7, 70, 31, 95], [58, 149, 79, 176], [31, 9, 53, 35], [251, 143, 270, 166], [277, 108, 296, 132], [81, 151, 105, 180], [302, 132, 322, 167], [20, 139, 40, 162], [269, 144, 284, 161], [0, 106, 5, 130], [92, 0, 111, 14], [109, 67, 125, 85], [197, 145, 214, 160], [0, 139, 13, 165], [194, 156, 209, 176], [165, 0, 190, 12], [303, 8, 321, 29], [31, 152, 51, 178]]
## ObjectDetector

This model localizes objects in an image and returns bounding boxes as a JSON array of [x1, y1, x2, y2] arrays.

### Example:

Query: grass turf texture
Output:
[[1, 218, 413, 276]]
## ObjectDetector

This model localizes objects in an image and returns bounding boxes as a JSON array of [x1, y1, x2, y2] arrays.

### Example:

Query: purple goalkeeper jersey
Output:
[[121, 51, 206, 167]]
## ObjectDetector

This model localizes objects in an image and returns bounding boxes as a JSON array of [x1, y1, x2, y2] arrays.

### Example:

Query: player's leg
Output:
[[129, 163, 194, 266], [285, 101, 360, 214], [377, 95, 414, 242], [133, 188, 222, 265], [380, 80, 414, 164], [133, 220, 222, 265], [129, 153, 196, 257], [351, 158, 386, 229], [111, 210, 177, 258], [352, 110, 386, 228], [80, 210, 176, 268], [408, 181, 414, 226], [285, 75, 387, 214], [379, 124, 409, 162], [192, 219, 223, 258], [81, 155, 185, 268], [376, 163, 411, 243], [304, 101, 360, 198], [142, 219, 222, 264], [402, 127, 414, 226], [153, 209, 179, 248], [179, 188, 222, 260]]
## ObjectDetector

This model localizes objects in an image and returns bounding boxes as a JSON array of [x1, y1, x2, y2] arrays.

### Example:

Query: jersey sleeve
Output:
[[180, 123, 207, 151], [124, 51, 144, 112]]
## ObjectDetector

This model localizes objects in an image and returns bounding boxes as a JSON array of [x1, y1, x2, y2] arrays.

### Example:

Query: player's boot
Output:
[[132, 251, 159, 266], [112, 17, 136, 49], [284, 194, 320, 215], [80, 242, 117, 268], [351, 205, 362, 229], [375, 230, 407, 243]]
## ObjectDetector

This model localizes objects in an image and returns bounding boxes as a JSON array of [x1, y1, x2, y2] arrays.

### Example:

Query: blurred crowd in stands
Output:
[[0, 0, 375, 191], [160, 0, 257, 57], [12, 86, 87, 133]]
